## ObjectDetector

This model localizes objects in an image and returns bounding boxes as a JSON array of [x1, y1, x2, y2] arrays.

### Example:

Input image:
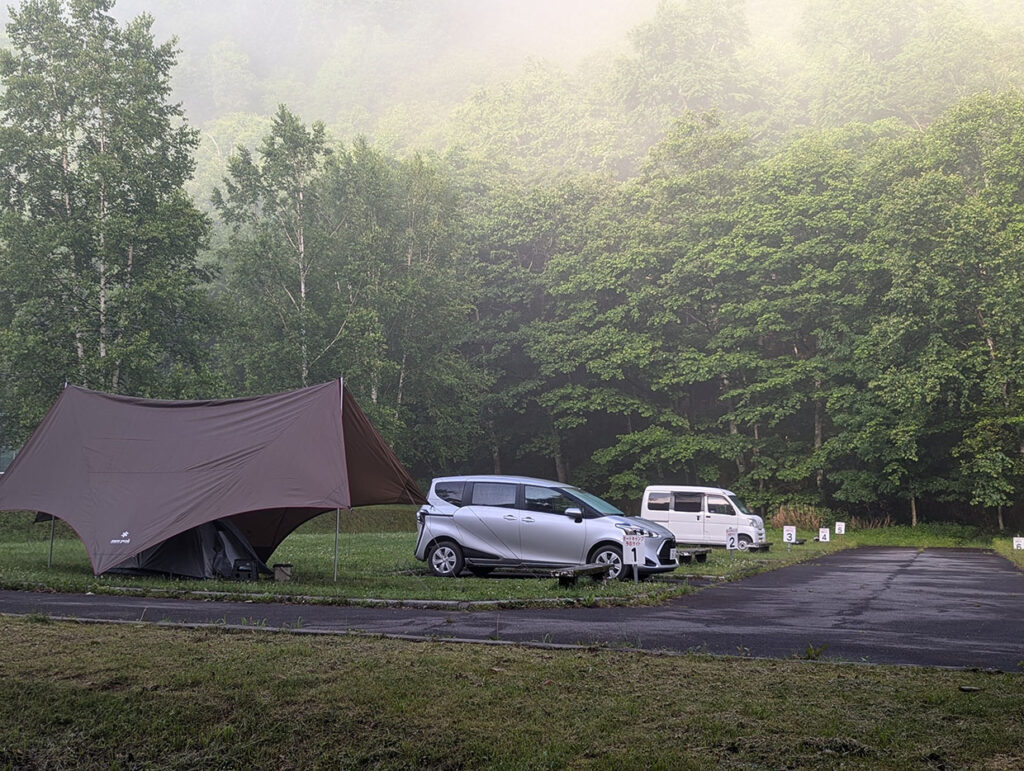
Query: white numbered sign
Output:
[[834, 521, 846, 535], [783, 525, 796, 543], [623, 533, 645, 565], [818, 527, 830, 543], [725, 527, 738, 550], [1013, 537, 1024, 551]]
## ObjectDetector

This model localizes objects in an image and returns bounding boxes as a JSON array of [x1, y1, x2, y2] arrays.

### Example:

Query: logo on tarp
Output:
[[110, 530, 131, 545]]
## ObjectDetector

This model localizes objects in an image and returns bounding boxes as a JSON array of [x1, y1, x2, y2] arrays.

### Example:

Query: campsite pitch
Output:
[[3, 547, 1023, 670]]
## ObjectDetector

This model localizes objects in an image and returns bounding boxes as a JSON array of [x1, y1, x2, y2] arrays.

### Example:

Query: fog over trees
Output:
[[3, 0, 1024, 526]]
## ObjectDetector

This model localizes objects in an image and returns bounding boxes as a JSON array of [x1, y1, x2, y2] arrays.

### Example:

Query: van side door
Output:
[[670, 492, 704, 543]]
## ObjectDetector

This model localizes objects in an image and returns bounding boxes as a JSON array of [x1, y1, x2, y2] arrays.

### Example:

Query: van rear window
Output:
[[433, 481, 466, 505], [647, 491, 670, 511]]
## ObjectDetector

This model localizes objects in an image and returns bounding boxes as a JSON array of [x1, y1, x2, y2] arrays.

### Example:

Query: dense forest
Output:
[[3, 0, 1024, 527]]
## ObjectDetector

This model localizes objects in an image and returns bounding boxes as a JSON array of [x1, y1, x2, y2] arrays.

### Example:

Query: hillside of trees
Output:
[[3, 0, 1024, 528]]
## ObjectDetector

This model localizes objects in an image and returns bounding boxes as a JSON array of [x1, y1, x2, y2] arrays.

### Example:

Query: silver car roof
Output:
[[431, 475, 573, 488]]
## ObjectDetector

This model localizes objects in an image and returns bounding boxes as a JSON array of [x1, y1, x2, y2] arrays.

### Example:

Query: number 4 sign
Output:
[[818, 527, 830, 543]]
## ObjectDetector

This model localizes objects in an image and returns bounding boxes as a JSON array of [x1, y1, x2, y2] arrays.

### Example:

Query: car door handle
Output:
[[522, 516, 535, 523], [503, 514, 517, 521]]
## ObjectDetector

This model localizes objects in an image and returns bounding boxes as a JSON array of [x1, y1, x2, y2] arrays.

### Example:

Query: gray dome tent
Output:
[[0, 379, 425, 577]]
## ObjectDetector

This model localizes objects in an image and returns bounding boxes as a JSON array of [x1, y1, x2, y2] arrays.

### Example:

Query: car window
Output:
[[563, 488, 624, 516], [469, 482, 518, 508], [672, 493, 702, 512], [646, 491, 670, 511], [524, 485, 575, 515], [433, 480, 465, 505], [707, 495, 733, 515]]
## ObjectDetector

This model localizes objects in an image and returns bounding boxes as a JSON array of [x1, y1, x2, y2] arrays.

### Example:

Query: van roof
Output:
[[643, 484, 735, 496]]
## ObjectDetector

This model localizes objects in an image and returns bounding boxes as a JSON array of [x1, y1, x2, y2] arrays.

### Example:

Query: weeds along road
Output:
[[2, 547, 1023, 670]]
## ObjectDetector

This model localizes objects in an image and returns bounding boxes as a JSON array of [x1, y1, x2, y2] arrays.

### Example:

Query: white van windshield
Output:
[[729, 495, 754, 516], [563, 488, 624, 516]]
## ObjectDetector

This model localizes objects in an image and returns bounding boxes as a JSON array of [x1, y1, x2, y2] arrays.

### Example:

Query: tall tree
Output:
[[214, 112, 478, 474], [213, 105, 332, 389], [798, 0, 1001, 129], [0, 0, 213, 443], [854, 93, 1024, 526], [533, 114, 756, 498], [617, 0, 751, 114]]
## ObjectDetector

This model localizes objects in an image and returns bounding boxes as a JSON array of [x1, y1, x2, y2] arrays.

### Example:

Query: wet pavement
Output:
[[2, 547, 1023, 669]]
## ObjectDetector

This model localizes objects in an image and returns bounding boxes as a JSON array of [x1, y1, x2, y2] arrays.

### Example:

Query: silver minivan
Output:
[[414, 475, 679, 580]]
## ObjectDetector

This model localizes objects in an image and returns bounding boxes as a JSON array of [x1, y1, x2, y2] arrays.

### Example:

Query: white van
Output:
[[640, 485, 768, 550]]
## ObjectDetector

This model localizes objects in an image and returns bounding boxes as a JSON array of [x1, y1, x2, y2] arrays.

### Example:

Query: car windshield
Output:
[[729, 495, 754, 516], [562, 487, 624, 516]]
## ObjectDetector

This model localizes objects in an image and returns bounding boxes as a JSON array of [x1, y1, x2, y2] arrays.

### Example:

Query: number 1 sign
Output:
[[623, 533, 644, 565]]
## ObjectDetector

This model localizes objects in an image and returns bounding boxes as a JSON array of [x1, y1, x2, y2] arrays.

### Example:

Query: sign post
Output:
[[835, 521, 846, 538], [623, 533, 644, 583], [783, 525, 796, 550], [1013, 536, 1024, 551], [726, 526, 738, 559], [818, 526, 830, 544]]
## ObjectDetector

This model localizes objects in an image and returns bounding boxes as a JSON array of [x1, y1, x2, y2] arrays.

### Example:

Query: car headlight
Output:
[[616, 522, 655, 537]]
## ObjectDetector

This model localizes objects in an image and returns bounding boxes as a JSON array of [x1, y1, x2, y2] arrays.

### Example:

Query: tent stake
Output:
[[47, 516, 55, 568], [333, 508, 340, 582]]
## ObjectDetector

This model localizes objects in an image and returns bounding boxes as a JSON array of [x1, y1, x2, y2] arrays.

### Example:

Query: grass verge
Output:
[[1, 616, 1022, 770]]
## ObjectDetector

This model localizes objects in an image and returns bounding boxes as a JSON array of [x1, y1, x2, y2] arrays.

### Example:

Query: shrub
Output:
[[771, 504, 826, 529], [847, 514, 893, 530]]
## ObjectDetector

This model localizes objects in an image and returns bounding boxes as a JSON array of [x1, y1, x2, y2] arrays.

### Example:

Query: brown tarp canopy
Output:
[[0, 379, 425, 575]]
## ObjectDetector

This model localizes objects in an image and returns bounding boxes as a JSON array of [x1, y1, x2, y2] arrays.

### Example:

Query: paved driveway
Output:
[[2, 548, 1023, 669]]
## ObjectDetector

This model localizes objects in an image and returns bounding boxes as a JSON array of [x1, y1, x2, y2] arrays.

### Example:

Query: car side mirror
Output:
[[565, 507, 583, 523]]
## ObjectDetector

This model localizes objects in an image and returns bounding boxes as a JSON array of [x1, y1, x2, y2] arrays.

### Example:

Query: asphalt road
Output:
[[2, 547, 1023, 670]]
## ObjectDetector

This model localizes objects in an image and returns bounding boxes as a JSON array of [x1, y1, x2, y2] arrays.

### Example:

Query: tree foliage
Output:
[[214, 108, 479, 470], [0, 0, 213, 445], [5, 0, 1024, 529]]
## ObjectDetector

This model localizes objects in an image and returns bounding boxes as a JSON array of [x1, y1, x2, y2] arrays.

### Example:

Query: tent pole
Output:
[[47, 516, 55, 568], [333, 508, 340, 582]]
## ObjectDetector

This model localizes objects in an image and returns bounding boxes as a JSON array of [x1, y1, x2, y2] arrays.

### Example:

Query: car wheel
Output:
[[737, 534, 752, 551], [428, 541, 464, 577], [467, 566, 494, 578], [590, 544, 625, 581]]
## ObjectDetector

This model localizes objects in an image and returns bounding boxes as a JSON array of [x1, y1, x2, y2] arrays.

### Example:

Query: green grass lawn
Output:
[[3, 516, 1023, 768], [1, 510, 1020, 605], [1, 615, 1022, 770]]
